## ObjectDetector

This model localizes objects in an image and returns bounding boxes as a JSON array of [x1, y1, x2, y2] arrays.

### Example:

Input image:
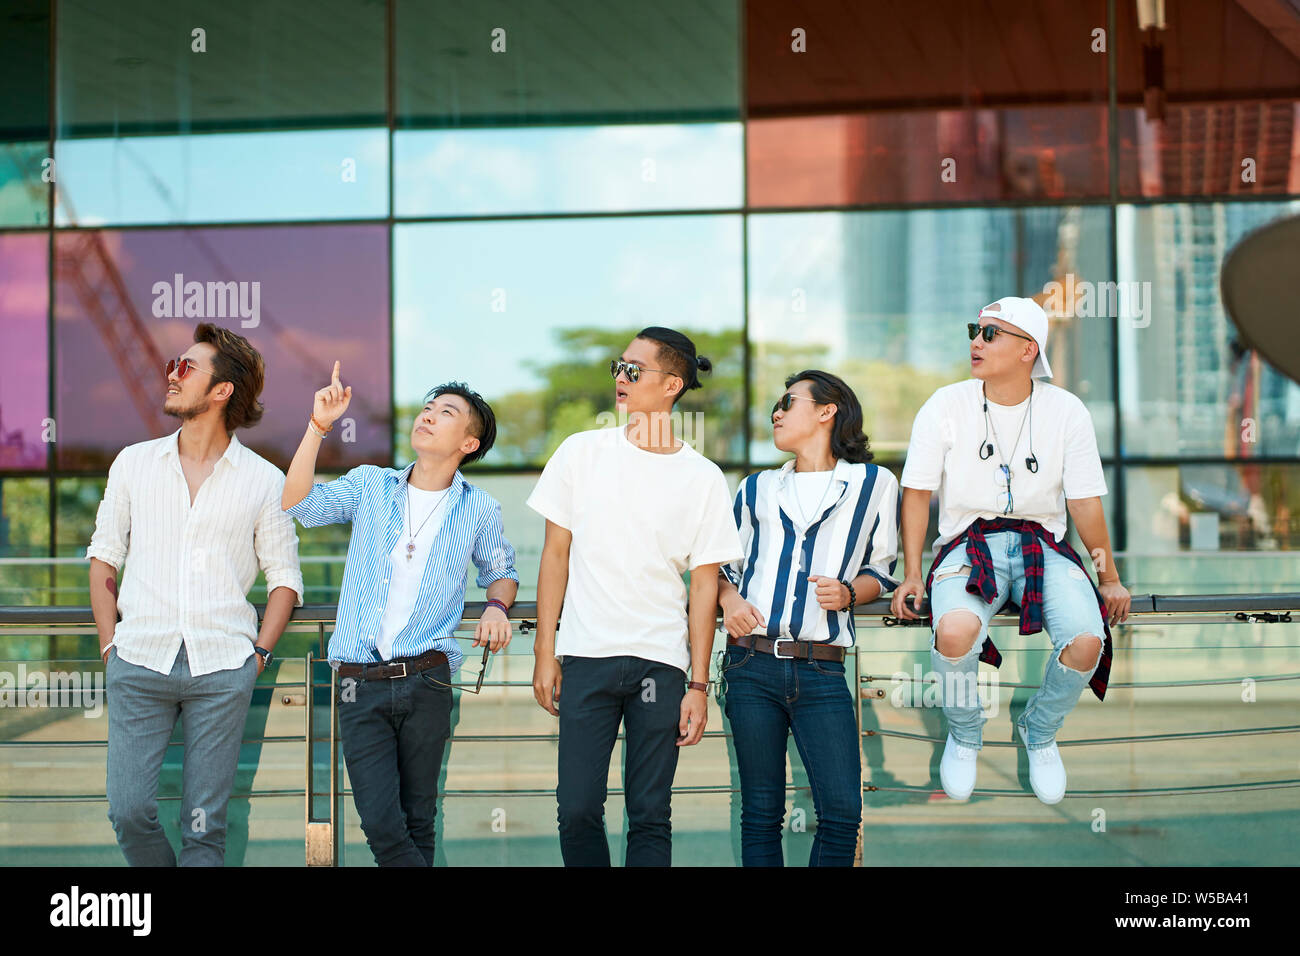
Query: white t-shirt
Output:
[[789, 470, 840, 527], [376, 483, 451, 660], [900, 379, 1107, 547], [525, 425, 744, 673]]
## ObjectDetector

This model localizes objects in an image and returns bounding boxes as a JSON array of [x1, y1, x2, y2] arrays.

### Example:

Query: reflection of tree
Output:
[[402, 327, 746, 467], [751, 340, 962, 459]]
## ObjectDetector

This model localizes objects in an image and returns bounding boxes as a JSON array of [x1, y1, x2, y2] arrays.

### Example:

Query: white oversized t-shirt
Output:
[[900, 379, 1107, 547], [526, 425, 744, 673]]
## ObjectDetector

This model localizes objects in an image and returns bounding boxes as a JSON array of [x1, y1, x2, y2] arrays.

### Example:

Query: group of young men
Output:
[[88, 298, 1130, 868]]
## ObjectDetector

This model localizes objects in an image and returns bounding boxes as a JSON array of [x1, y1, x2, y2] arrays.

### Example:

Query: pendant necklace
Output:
[[405, 478, 450, 562]]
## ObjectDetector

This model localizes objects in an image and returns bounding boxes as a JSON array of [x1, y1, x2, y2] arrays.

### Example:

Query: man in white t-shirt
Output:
[[891, 297, 1131, 805], [527, 327, 743, 866]]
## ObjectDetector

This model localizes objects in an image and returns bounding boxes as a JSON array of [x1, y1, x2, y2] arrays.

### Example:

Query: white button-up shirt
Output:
[[87, 430, 304, 677]]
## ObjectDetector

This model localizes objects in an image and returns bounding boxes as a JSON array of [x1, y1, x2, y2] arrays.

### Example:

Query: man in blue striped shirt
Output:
[[283, 364, 518, 866], [717, 370, 899, 866]]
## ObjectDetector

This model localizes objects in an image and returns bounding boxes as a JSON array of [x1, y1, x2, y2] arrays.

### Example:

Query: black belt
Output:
[[336, 648, 448, 681], [727, 634, 846, 662]]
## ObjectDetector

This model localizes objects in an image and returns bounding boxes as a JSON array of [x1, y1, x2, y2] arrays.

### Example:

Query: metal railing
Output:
[[2, 593, 1298, 865]]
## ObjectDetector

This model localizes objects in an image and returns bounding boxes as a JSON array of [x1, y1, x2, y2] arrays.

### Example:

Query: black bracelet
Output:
[[840, 579, 856, 611]]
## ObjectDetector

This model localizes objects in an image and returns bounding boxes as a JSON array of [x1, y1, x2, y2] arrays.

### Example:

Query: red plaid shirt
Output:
[[924, 517, 1114, 701]]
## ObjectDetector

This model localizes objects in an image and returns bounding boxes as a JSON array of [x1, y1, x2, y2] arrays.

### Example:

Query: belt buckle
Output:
[[388, 661, 408, 679], [771, 639, 795, 660]]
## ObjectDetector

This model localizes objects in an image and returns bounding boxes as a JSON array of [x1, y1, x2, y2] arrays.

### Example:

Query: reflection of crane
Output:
[[107, 140, 388, 429], [57, 230, 170, 436], [3, 144, 170, 438], [6, 140, 388, 440]]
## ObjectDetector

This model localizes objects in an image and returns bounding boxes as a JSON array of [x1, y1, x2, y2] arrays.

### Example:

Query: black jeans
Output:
[[556, 655, 685, 866], [336, 662, 453, 866]]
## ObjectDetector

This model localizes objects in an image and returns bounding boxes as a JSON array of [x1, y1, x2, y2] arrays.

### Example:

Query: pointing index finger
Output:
[[331, 360, 341, 385]]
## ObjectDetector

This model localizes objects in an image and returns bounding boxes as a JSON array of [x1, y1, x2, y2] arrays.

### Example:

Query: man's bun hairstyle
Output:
[[635, 326, 711, 404]]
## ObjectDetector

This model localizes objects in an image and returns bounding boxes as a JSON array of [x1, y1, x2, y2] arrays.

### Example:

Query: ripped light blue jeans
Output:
[[928, 530, 1105, 750]]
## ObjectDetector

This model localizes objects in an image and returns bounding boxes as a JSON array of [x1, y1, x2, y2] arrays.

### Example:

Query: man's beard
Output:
[[164, 394, 211, 421]]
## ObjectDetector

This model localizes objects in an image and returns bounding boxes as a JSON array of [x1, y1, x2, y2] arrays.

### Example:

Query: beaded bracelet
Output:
[[840, 579, 856, 611]]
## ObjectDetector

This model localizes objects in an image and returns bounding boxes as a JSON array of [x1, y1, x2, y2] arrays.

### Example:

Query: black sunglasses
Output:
[[771, 392, 819, 417], [968, 322, 1035, 344], [610, 359, 674, 384]]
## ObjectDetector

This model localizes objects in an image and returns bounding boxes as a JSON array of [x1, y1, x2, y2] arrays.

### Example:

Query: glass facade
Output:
[[1, 0, 1298, 867]]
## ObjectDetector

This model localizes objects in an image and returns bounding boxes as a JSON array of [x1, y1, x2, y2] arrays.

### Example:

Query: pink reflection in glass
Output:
[[55, 226, 390, 470], [0, 234, 50, 470]]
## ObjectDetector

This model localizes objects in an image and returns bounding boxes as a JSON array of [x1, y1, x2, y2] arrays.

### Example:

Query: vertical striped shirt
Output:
[[86, 430, 305, 677], [286, 463, 518, 671], [724, 459, 900, 646]]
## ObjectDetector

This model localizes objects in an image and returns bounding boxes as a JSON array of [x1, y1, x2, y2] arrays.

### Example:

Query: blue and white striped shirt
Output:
[[724, 459, 900, 646], [286, 464, 518, 670]]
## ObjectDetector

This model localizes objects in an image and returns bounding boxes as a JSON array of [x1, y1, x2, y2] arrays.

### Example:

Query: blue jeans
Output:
[[105, 644, 258, 866], [337, 661, 453, 866], [929, 530, 1105, 750], [720, 645, 861, 866], [556, 655, 685, 867]]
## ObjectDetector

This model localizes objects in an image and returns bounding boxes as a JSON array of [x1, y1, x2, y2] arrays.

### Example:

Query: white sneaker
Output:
[[1019, 723, 1067, 804], [939, 733, 978, 801]]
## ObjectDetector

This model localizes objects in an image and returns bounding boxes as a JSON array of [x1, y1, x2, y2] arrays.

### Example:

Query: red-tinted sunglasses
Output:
[[165, 357, 215, 380]]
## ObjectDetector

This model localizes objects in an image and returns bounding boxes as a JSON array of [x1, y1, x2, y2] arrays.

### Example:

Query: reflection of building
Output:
[[1121, 202, 1300, 456]]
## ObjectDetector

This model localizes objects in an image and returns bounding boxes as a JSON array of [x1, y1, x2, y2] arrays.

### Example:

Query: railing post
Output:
[[854, 639, 864, 867], [304, 652, 335, 866]]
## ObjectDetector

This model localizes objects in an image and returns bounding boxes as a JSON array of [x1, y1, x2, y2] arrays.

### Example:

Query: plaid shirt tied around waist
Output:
[[924, 517, 1114, 701]]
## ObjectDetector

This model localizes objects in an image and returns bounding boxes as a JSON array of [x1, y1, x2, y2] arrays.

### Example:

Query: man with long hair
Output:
[[717, 370, 898, 865], [89, 323, 303, 866]]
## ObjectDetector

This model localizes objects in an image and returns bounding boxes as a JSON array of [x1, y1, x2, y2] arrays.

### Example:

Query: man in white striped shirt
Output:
[[717, 370, 899, 866], [88, 323, 304, 867]]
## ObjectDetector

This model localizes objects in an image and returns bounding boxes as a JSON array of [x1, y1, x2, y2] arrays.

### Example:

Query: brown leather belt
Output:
[[727, 634, 846, 662], [336, 648, 448, 681]]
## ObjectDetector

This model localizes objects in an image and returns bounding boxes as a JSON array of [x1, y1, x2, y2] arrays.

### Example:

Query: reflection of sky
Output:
[[393, 215, 742, 405], [395, 123, 741, 216], [0, 234, 49, 469], [55, 129, 389, 226], [54, 226, 390, 469]]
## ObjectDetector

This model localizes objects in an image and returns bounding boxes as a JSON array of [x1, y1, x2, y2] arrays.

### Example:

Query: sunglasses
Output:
[[771, 392, 819, 417], [610, 359, 674, 384], [165, 356, 216, 380], [968, 322, 1035, 344]]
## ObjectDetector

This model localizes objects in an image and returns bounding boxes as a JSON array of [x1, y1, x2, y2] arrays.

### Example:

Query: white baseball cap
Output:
[[977, 296, 1052, 380]]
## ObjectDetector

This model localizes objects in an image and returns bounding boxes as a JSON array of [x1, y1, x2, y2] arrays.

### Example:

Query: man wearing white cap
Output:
[[890, 296, 1131, 804]]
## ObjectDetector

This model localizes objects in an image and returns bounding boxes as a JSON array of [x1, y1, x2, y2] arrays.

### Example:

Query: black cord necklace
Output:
[[978, 382, 1039, 513]]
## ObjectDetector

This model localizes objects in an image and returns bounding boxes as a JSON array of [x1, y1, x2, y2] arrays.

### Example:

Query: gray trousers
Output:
[[105, 643, 257, 866]]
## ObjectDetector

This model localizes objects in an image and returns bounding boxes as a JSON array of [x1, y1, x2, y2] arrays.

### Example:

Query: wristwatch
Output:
[[686, 681, 709, 693], [253, 646, 274, 668]]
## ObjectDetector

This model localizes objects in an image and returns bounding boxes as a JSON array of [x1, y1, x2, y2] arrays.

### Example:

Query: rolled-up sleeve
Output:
[[286, 465, 369, 527], [86, 451, 131, 571], [256, 481, 304, 606], [723, 476, 754, 588], [472, 497, 519, 588], [859, 469, 901, 593]]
